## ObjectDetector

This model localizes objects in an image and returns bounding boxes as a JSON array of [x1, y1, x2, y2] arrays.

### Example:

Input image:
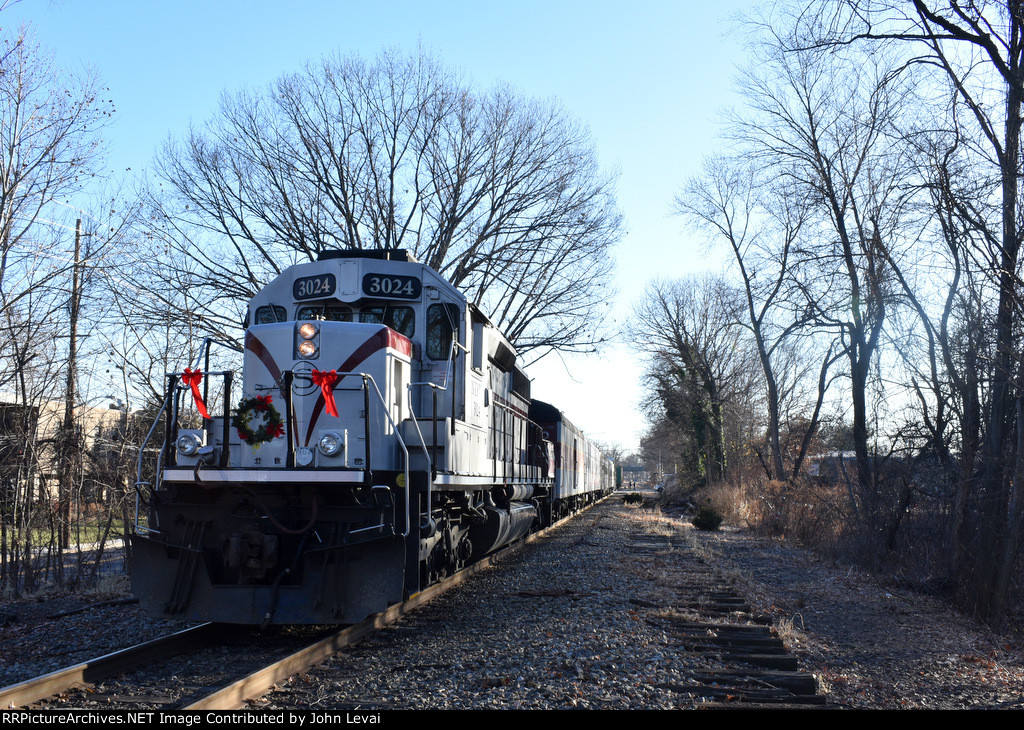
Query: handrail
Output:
[[132, 389, 171, 535], [407, 335, 464, 526], [357, 372, 412, 539], [192, 337, 243, 429], [306, 369, 412, 539], [140, 365, 415, 540], [135, 391, 171, 493], [401, 385, 435, 531], [191, 336, 244, 375], [134, 370, 235, 535]]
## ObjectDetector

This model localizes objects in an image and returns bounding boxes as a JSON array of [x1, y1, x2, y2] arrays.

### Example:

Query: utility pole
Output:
[[58, 219, 82, 554]]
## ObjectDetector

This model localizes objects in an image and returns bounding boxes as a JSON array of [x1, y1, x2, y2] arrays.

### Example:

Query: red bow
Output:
[[181, 368, 211, 420], [311, 369, 340, 417]]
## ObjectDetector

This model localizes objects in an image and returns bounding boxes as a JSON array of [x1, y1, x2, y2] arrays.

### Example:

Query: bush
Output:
[[622, 492, 645, 505], [692, 502, 723, 531]]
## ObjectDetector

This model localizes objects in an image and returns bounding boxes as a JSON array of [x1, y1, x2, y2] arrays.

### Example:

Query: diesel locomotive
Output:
[[129, 250, 615, 625]]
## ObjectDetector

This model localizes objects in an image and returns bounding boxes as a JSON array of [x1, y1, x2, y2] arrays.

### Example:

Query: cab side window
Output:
[[427, 303, 460, 360]]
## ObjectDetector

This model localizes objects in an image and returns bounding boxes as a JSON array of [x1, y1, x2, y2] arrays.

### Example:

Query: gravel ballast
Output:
[[257, 500, 710, 710], [3, 495, 1024, 709]]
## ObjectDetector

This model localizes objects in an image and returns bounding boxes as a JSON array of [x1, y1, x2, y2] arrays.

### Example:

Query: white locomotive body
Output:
[[130, 250, 613, 624]]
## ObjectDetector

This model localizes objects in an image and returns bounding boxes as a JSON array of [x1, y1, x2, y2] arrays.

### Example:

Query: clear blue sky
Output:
[[6, 0, 758, 452]]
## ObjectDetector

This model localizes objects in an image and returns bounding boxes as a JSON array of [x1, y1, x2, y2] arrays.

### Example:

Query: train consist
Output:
[[130, 250, 615, 624]]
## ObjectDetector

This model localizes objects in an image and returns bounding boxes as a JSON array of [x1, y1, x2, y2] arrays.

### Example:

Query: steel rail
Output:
[[0, 623, 217, 710]]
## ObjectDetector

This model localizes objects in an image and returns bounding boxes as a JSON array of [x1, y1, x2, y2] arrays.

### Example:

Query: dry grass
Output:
[[79, 574, 131, 601], [2, 573, 130, 603], [650, 606, 703, 623], [772, 612, 807, 641], [620, 502, 681, 538]]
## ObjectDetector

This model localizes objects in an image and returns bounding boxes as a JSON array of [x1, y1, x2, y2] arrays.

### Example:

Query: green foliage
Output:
[[692, 502, 723, 531]]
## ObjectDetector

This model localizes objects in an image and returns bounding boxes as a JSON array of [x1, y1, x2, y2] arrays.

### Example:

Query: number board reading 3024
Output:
[[362, 274, 421, 299]]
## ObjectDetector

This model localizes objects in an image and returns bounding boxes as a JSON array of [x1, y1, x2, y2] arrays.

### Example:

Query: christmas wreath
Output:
[[232, 394, 284, 449]]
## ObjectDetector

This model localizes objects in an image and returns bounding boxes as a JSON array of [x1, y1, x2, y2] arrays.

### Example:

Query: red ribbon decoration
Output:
[[181, 368, 211, 420], [311, 369, 340, 417]]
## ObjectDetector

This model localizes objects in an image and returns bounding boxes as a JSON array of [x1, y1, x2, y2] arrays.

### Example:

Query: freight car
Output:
[[129, 250, 613, 624]]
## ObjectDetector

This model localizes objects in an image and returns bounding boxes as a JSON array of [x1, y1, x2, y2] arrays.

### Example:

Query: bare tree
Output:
[[0, 20, 125, 590], [143, 48, 621, 359], [631, 275, 756, 484], [676, 156, 843, 481], [0, 26, 113, 320], [726, 39, 916, 527], [780, 0, 1024, 627]]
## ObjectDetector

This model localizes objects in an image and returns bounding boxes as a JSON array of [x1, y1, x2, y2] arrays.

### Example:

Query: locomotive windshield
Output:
[[255, 305, 287, 324], [289, 302, 415, 338], [295, 304, 353, 321], [359, 305, 415, 337]]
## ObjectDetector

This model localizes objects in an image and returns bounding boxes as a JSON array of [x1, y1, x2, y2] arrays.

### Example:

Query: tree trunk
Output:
[[973, 32, 1023, 622]]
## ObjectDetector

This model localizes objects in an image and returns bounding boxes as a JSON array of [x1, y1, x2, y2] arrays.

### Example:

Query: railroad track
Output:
[[628, 531, 826, 708], [0, 623, 217, 710], [0, 621, 343, 710], [2, 503, 601, 711], [4, 498, 827, 710]]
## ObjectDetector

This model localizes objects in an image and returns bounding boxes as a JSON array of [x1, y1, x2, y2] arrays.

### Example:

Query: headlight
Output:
[[176, 433, 201, 456], [318, 431, 343, 457], [297, 322, 320, 359]]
